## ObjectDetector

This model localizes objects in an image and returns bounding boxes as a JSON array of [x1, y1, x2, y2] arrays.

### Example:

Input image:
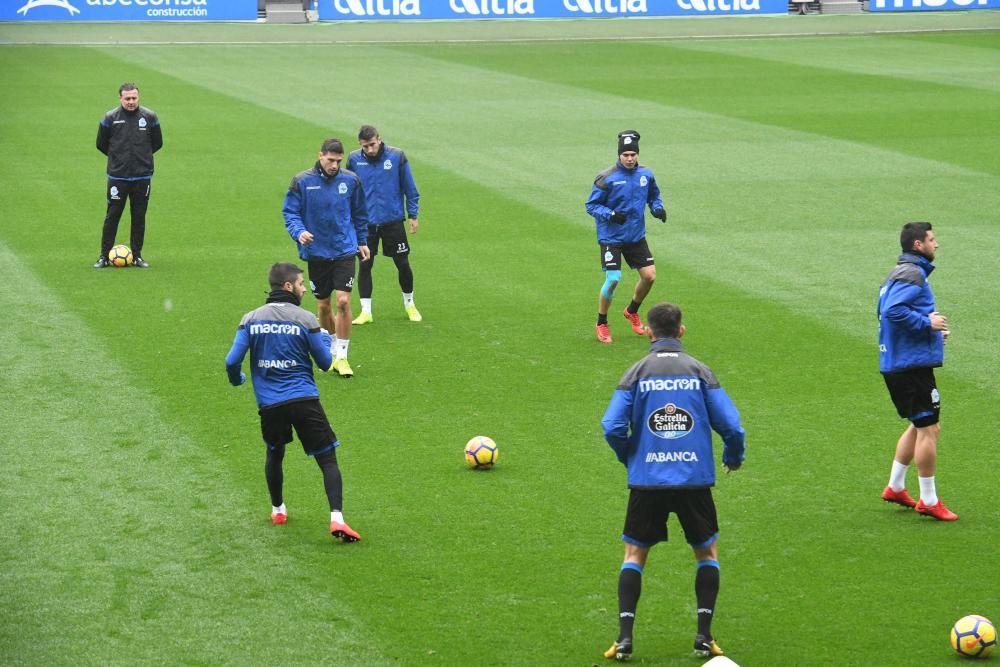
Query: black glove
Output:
[[652, 208, 667, 222], [610, 210, 628, 225]]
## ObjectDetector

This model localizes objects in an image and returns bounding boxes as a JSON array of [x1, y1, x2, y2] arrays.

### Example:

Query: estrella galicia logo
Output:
[[383, 159, 392, 170], [17, 0, 80, 15], [338, 183, 348, 195], [647, 402, 694, 439]]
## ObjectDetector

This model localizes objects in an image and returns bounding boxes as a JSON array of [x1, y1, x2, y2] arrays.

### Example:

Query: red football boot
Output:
[[915, 499, 958, 521], [331, 521, 362, 542], [623, 309, 645, 336], [596, 323, 613, 344], [881, 486, 917, 508]]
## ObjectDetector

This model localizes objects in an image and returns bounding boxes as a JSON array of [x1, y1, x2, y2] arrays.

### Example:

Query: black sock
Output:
[[315, 449, 344, 512], [617, 564, 642, 641], [627, 300, 640, 315], [695, 561, 720, 639], [597, 313, 608, 326], [264, 445, 286, 507], [393, 255, 414, 294]]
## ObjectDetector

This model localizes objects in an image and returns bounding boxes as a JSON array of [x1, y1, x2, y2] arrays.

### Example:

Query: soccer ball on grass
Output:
[[108, 244, 134, 267], [464, 436, 499, 469], [951, 615, 997, 659]]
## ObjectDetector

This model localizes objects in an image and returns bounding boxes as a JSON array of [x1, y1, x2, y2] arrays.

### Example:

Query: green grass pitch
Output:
[[1, 14, 999, 666]]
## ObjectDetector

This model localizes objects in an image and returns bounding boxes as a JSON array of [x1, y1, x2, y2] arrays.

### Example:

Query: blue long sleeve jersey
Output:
[[225, 301, 333, 409], [877, 252, 944, 373], [585, 160, 664, 245], [346, 145, 420, 225], [602, 339, 745, 489], [282, 163, 369, 261]]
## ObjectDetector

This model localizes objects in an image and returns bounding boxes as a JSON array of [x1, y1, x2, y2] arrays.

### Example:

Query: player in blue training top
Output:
[[283, 138, 369, 378], [877, 222, 956, 521], [346, 125, 423, 324], [586, 130, 666, 345], [225, 262, 361, 543], [601, 302, 745, 662]]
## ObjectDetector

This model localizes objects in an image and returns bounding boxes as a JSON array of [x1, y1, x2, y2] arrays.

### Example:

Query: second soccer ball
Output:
[[951, 615, 997, 659], [465, 436, 499, 470], [108, 244, 134, 267]]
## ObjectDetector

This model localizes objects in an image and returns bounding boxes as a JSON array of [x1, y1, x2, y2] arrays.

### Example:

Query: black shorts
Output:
[[259, 398, 338, 456], [622, 487, 718, 549], [106, 178, 150, 205], [307, 257, 356, 299], [367, 221, 410, 258], [882, 367, 940, 427], [601, 239, 654, 271]]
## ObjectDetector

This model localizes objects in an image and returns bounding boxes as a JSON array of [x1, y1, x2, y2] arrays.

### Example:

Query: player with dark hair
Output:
[[225, 262, 361, 542], [586, 130, 666, 344], [878, 222, 956, 521], [601, 302, 745, 661], [94, 82, 162, 269], [283, 138, 370, 378], [347, 125, 422, 324]]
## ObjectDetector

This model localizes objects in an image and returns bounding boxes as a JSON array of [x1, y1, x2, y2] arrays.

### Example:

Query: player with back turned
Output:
[[225, 262, 361, 543], [601, 302, 745, 662]]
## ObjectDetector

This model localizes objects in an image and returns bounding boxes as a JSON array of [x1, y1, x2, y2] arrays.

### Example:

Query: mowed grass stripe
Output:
[[663, 32, 1000, 94], [97, 41, 1000, 391], [0, 240, 387, 665]]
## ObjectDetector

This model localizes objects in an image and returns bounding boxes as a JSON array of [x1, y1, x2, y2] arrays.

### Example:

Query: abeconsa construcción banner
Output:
[[3, 0, 258, 21], [319, 0, 789, 19]]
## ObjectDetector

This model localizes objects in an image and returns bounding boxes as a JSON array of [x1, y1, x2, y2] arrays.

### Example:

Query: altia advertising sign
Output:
[[319, 0, 789, 20], [3, 0, 258, 21]]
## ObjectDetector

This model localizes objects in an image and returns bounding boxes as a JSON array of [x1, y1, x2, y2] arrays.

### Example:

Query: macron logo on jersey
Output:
[[249, 323, 302, 336], [638, 378, 701, 392]]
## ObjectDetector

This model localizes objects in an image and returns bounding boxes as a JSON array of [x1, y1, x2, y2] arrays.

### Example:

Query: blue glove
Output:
[[610, 210, 628, 225]]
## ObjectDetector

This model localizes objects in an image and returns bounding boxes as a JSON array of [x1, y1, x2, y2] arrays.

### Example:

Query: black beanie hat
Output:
[[618, 129, 640, 154]]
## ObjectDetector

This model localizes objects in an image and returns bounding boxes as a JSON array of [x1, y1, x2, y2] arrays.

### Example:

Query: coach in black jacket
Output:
[[94, 82, 163, 268]]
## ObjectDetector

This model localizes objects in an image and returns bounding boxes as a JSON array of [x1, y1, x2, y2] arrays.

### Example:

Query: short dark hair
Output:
[[119, 82, 138, 96], [321, 138, 344, 155], [900, 221, 933, 253], [268, 262, 303, 290], [358, 125, 379, 141], [646, 302, 682, 339]]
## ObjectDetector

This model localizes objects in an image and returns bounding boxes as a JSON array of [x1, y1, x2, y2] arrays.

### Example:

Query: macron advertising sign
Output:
[[868, 0, 999, 10], [4, 0, 258, 21], [318, 0, 789, 20]]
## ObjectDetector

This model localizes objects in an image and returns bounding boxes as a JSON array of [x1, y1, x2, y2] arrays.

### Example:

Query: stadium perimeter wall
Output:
[[1, 8, 999, 41], [4, 0, 999, 23]]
